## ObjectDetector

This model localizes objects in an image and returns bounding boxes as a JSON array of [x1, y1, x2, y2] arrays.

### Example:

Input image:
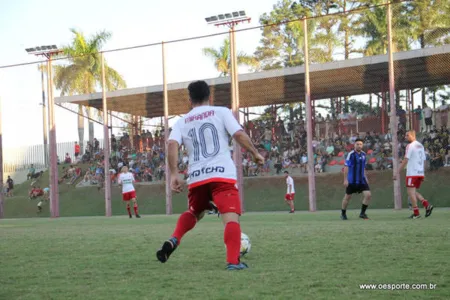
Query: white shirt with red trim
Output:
[[169, 106, 242, 187], [286, 176, 295, 194], [405, 140, 425, 177], [118, 172, 135, 193]]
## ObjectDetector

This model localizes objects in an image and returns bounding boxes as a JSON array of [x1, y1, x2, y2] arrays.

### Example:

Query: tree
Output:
[[54, 29, 126, 150], [406, 0, 450, 106], [358, 0, 410, 56], [202, 38, 259, 76]]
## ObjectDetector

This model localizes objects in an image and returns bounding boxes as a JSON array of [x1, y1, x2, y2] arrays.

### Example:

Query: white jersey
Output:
[[118, 172, 135, 193], [286, 176, 295, 194], [169, 106, 242, 187], [405, 140, 425, 177]]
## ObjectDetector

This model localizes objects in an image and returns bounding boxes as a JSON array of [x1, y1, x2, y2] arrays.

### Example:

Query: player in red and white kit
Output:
[[118, 166, 141, 218], [395, 130, 433, 219], [284, 171, 295, 213], [156, 80, 264, 270]]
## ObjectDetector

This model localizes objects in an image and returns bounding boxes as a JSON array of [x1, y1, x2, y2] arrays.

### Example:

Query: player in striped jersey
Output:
[[341, 139, 371, 220]]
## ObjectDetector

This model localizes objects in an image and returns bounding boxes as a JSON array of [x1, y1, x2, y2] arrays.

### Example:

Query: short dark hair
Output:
[[188, 80, 210, 104], [284, 171, 289, 174], [355, 138, 364, 143]]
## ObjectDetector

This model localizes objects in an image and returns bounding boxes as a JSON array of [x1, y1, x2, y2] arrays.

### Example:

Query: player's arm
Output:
[[233, 131, 259, 158], [364, 169, 369, 184], [343, 166, 349, 185], [343, 153, 351, 186], [399, 145, 411, 172], [168, 140, 180, 175], [168, 122, 183, 175], [399, 157, 408, 171]]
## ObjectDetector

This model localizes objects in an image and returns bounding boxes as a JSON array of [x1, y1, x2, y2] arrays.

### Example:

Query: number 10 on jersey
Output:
[[187, 123, 220, 162]]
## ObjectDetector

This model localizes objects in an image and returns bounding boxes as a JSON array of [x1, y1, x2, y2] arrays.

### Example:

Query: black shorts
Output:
[[425, 117, 432, 126], [75, 152, 80, 157], [346, 183, 370, 195]]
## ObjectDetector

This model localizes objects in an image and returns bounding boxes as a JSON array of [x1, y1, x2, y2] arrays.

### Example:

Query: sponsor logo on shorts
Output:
[[189, 166, 225, 178]]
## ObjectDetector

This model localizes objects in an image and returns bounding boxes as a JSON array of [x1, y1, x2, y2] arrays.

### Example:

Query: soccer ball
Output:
[[240, 232, 251, 257]]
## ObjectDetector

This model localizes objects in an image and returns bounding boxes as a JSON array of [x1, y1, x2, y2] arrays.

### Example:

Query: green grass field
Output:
[[1, 210, 449, 300], [4, 167, 450, 218]]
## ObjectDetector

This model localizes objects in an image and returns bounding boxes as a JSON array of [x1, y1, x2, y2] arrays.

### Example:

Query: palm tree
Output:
[[202, 38, 259, 76], [54, 29, 126, 150]]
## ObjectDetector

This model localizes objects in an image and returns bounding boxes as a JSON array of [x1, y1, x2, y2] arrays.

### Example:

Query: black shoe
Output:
[[289, 210, 295, 213], [340, 214, 348, 220], [156, 237, 178, 263], [425, 205, 434, 218], [359, 213, 369, 220], [129, 215, 132, 218], [409, 214, 421, 219], [135, 214, 141, 218]]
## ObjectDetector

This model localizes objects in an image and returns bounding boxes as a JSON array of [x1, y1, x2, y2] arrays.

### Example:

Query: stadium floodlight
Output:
[[25, 45, 62, 59], [205, 10, 251, 27]]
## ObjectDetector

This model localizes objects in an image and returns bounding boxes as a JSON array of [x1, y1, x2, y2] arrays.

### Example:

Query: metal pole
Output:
[[411, 89, 415, 131], [162, 41, 172, 215], [304, 18, 316, 212], [47, 56, 59, 217], [101, 53, 112, 217], [41, 66, 49, 167], [381, 82, 386, 134], [109, 110, 113, 138], [230, 25, 245, 212], [387, 3, 402, 210], [0, 96, 4, 219]]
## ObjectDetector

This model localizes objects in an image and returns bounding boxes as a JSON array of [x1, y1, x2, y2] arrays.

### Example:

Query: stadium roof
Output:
[[55, 44, 450, 118]]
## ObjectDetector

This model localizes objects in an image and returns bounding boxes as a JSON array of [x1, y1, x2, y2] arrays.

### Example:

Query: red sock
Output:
[[413, 206, 419, 216], [420, 199, 429, 209], [134, 204, 139, 215], [224, 222, 241, 265], [127, 205, 131, 216], [172, 211, 197, 244]]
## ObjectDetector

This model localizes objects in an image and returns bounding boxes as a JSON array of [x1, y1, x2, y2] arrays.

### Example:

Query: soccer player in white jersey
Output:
[[395, 130, 433, 219], [284, 171, 295, 213], [118, 166, 141, 218], [156, 80, 264, 270]]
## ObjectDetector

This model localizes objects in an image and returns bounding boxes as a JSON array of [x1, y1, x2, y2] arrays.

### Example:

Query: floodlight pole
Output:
[[0, 96, 4, 219], [41, 66, 49, 167], [162, 41, 172, 215], [387, 3, 402, 210], [303, 18, 316, 212], [205, 13, 250, 212], [101, 53, 112, 217], [229, 24, 245, 212], [47, 55, 59, 217]]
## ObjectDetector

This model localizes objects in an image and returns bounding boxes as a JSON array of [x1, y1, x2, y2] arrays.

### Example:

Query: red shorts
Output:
[[122, 191, 136, 201], [285, 193, 295, 201], [406, 176, 424, 189], [188, 182, 241, 215]]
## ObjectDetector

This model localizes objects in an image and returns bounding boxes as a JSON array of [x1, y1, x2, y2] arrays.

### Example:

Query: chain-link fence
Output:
[[1, 1, 449, 217]]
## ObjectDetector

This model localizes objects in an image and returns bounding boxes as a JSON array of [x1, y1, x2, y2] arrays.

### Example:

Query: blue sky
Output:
[[0, 0, 277, 149]]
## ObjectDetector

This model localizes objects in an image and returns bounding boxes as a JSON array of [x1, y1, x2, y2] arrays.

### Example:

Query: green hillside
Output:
[[3, 165, 450, 218]]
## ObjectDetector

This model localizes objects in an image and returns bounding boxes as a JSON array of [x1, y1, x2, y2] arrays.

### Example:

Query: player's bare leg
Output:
[[131, 198, 141, 218], [125, 202, 132, 218], [407, 187, 421, 219], [221, 212, 248, 270], [415, 191, 433, 217], [341, 194, 351, 220], [285, 199, 295, 213], [359, 191, 371, 220]]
